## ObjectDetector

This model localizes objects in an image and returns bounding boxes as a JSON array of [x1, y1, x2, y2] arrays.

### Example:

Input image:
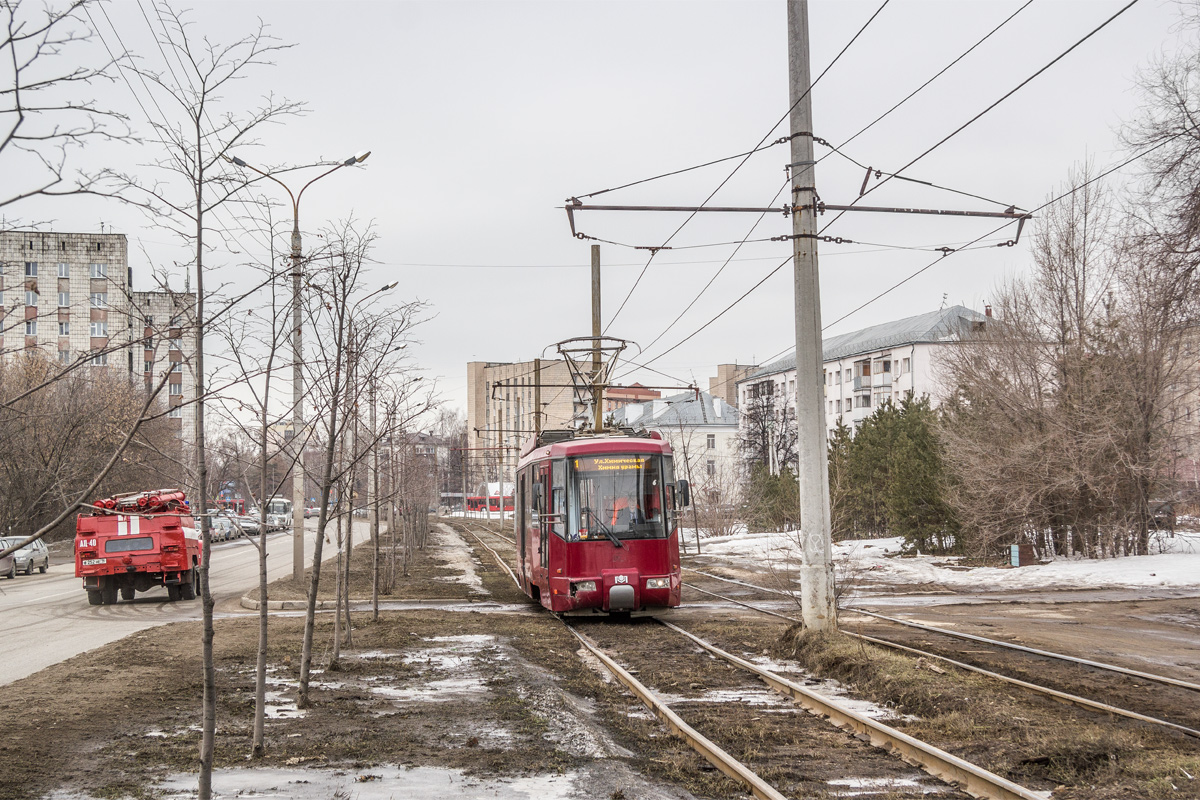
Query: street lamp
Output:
[[224, 150, 371, 583]]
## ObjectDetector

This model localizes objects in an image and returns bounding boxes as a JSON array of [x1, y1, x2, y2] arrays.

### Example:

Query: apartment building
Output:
[[466, 359, 586, 482], [610, 390, 740, 481], [737, 305, 989, 437], [0, 231, 196, 436], [603, 383, 661, 412]]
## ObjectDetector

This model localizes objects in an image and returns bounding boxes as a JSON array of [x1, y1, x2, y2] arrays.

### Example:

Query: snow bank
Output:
[[696, 530, 1200, 592]]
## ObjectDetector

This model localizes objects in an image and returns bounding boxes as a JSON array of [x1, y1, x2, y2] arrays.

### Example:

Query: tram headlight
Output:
[[645, 577, 670, 589], [571, 580, 596, 593]]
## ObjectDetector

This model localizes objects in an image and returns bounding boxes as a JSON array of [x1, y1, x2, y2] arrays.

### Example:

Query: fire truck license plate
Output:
[[81, 558, 107, 566]]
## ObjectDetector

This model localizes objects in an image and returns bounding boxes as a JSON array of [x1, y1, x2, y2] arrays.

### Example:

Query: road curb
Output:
[[239, 594, 492, 610]]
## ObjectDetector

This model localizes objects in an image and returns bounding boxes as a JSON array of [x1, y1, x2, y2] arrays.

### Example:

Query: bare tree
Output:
[[296, 222, 428, 705], [96, 7, 302, 795], [1, 0, 129, 224], [939, 166, 1197, 559]]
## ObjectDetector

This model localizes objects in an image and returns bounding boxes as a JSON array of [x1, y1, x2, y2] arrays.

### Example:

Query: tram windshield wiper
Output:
[[582, 507, 623, 548]]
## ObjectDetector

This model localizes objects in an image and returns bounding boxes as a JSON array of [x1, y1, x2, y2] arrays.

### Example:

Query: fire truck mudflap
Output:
[[75, 490, 202, 605]]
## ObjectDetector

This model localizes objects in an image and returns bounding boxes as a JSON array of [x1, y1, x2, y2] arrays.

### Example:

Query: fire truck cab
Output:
[[75, 490, 202, 605]]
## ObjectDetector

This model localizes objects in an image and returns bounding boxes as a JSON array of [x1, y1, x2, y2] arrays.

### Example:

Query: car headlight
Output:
[[646, 577, 670, 589], [570, 580, 596, 593]]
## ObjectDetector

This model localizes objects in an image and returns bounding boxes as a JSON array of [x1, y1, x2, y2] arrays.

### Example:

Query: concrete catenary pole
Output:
[[788, 0, 835, 630], [534, 358, 542, 435], [591, 244, 603, 433], [291, 225, 306, 583]]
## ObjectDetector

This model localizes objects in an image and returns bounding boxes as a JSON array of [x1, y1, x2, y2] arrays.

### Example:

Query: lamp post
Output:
[[225, 150, 371, 583]]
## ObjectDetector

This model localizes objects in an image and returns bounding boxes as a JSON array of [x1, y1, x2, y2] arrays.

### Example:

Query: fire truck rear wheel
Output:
[[167, 584, 181, 601], [101, 583, 118, 605], [87, 590, 102, 606], [181, 568, 197, 601], [121, 585, 135, 601]]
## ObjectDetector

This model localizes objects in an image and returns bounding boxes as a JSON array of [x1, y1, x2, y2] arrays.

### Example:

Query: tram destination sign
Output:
[[574, 455, 651, 472]]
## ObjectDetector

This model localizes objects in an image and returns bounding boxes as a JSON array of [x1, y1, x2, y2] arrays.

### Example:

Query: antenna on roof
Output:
[[939, 292, 947, 310]]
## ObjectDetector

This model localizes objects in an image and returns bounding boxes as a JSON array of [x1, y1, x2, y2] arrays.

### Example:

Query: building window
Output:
[[706, 434, 716, 450], [144, 360, 153, 373], [168, 335, 181, 350], [25, 319, 36, 335], [168, 405, 182, 419], [171, 360, 182, 372], [829, 400, 833, 414], [144, 316, 153, 327], [706, 459, 716, 476], [90, 351, 107, 366], [844, 368, 851, 382], [169, 383, 182, 396], [90, 321, 108, 336], [58, 321, 70, 336], [89, 263, 107, 278], [58, 291, 69, 307], [25, 290, 38, 306], [57, 262, 69, 278], [835, 399, 842, 413], [90, 292, 107, 308], [835, 370, 841, 385], [24, 261, 37, 277], [58, 349, 70, 364], [902, 357, 911, 375]]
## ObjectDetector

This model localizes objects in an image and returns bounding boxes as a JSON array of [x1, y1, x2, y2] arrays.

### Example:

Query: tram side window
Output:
[[551, 459, 566, 538]]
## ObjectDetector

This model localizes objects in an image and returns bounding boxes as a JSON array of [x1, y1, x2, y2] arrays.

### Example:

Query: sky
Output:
[[6, 0, 1191, 420]]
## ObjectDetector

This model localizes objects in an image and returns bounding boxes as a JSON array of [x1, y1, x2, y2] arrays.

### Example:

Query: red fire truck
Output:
[[75, 490, 202, 605]]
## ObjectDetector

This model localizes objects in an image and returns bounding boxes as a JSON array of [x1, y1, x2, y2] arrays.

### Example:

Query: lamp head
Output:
[[343, 150, 371, 167], [228, 155, 248, 167]]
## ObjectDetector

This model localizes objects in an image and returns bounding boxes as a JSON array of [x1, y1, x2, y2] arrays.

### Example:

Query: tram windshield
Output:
[[568, 454, 668, 542]]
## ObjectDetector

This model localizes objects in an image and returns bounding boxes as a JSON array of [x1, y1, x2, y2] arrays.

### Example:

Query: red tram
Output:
[[514, 429, 690, 614], [465, 496, 514, 513]]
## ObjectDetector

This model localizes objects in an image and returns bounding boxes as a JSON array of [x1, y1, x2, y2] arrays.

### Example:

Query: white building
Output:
[[610, 390, 740, 482], [737, 305, 989, 437]]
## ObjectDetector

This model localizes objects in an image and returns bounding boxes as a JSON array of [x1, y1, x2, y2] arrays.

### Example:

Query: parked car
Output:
[[304, 506, 319, 519], [0, 538, 16, 579], [210, 514, 236, 542], [13, 537, 49, 574], [237, 515, 262, 535], [266, 513, 291, 530]]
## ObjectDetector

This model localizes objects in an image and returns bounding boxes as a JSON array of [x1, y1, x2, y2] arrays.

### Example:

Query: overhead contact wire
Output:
[[603, 0, 893, 334]]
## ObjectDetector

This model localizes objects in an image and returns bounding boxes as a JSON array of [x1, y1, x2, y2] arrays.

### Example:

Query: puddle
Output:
[[433, 524, 487, 593], [371, 676, 490, 703], [828, 774, 953, 796], [52, 765, 587, 800]]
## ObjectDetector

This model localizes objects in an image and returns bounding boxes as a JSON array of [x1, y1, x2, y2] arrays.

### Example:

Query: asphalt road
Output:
[[0, 519, 369, 687]]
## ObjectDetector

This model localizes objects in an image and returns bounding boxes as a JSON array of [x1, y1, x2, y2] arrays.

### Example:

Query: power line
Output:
[[638, 178, 791, 359], [822, 1, 1035, 165], [822, 123, 1193, 332], [602, 0, 893, 333], [818, 0, 1139, 238]]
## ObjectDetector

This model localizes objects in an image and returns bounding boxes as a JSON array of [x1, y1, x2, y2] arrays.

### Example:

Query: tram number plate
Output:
[[614, 575, 628, 584]]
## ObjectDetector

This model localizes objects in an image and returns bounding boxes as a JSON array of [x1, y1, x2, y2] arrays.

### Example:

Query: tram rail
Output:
[[683, 565, 1200, 694], [460, 520, 1049, 800]]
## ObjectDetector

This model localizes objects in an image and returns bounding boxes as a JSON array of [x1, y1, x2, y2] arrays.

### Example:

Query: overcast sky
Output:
[[8, 0, 1189, 420]]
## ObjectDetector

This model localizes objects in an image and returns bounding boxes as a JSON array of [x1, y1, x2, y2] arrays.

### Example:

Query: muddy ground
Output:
[[3, 519, 1200, 800]]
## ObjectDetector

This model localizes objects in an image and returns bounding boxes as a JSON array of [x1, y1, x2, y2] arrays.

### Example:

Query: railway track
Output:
[[683, 566, 1200, 741], [457, 520, 1051, 800]]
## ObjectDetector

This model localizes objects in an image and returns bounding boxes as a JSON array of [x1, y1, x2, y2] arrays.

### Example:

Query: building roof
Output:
[[744, 305, 987, 380], [610, 390, 739, 429]]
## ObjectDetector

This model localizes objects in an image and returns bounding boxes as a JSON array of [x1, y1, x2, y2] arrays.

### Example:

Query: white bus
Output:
[[265, 497, 293, 529]]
